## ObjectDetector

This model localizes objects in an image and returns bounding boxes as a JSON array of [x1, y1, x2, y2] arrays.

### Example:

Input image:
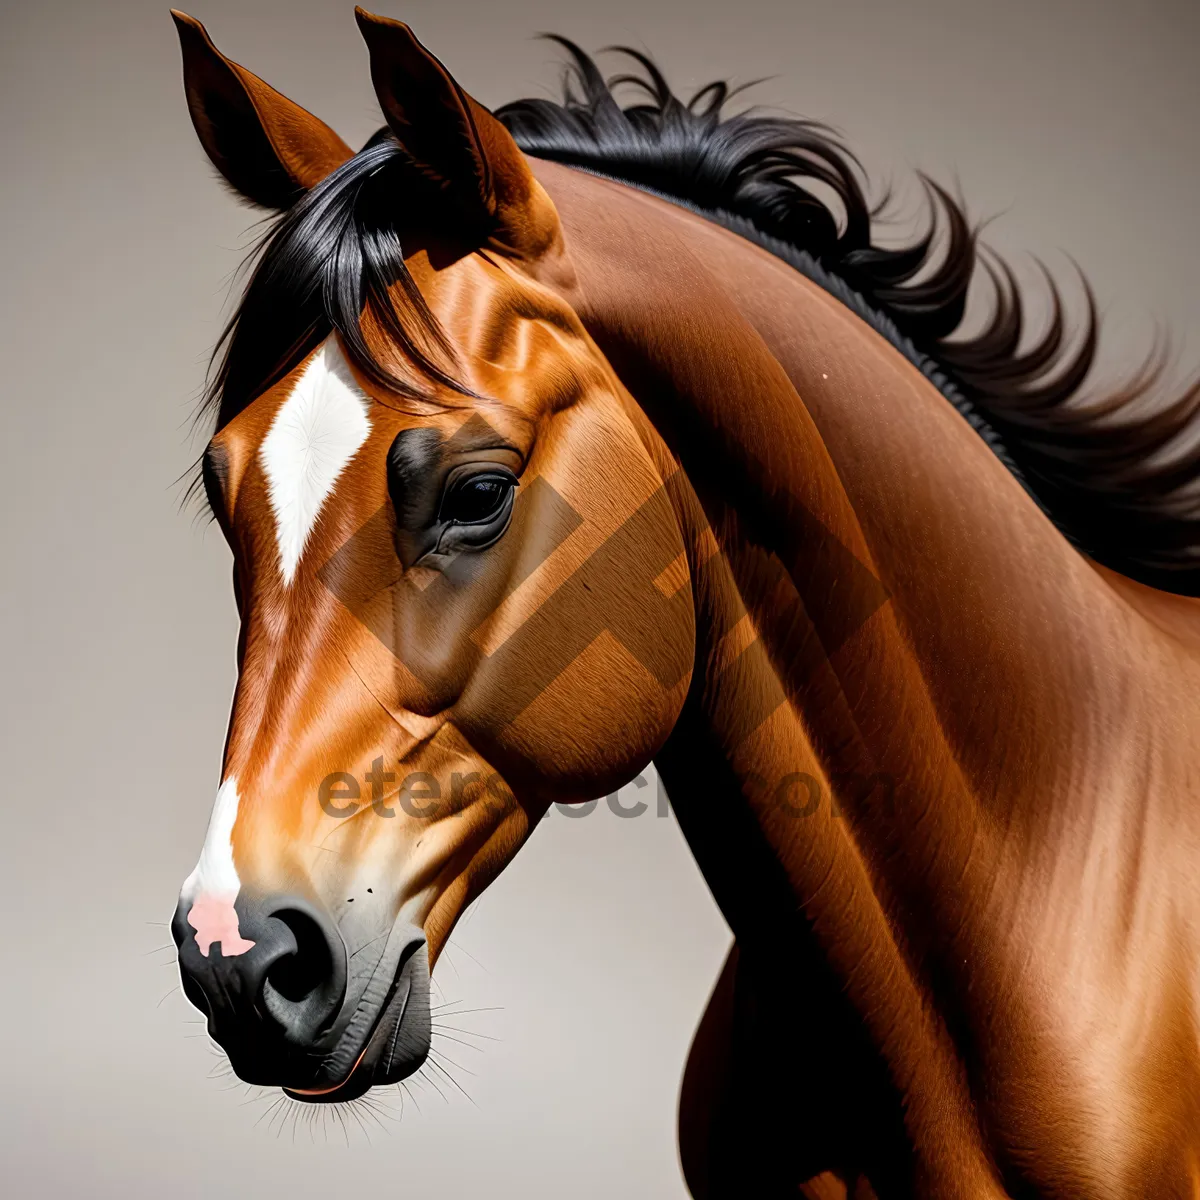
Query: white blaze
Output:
[[181, 776, 242, 901], [259, 339, 372, 586], [181, 777, 255, 958]]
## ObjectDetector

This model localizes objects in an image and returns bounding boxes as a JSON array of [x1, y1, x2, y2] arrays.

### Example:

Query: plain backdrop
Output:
[[1, 0, 1197, 1196]]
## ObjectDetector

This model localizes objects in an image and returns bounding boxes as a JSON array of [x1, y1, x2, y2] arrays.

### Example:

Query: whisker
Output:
[[428, 1004, 503, 1017], [429, 1047, 476, 1077], [440, 945, 463, 980], [431, 1031, 486, 1053], [416, 1064, 449, 1104], [444, 940, 488, 972], [431, 1022, 500, 1042], [349, 1101, 372, 1144], [369, 1093, 400, 1120], [254, 1095, 285, 1131], [426, 1054, 477, 1106], [333, 1105, 351, 1147], [356, 1097, 393, 1135]]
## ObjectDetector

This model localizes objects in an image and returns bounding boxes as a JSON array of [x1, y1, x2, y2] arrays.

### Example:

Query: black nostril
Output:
[[265, 908, 333, 1003], [259, 900, 345, 1045]]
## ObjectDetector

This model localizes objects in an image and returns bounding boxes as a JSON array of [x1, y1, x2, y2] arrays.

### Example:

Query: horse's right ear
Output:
[[354, 9, 562, 261], [171, 11, 353, 209]]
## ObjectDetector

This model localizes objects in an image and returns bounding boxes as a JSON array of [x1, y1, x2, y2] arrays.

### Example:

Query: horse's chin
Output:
[[280, 954, 433, 1104], [283, 1067, 378, 1104]]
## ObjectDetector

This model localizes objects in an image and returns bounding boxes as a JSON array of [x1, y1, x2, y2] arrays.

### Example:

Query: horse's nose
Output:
[[171, 894, 347, 1084]]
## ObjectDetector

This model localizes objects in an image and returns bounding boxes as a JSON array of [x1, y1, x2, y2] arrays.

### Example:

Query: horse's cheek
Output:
[[469, 611, 692, 800]]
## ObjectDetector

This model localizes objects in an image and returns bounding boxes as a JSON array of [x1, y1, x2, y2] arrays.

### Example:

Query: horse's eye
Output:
[[441, 472, 515, 526]]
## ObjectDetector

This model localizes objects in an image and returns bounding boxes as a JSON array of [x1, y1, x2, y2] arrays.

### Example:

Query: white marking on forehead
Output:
[[260, 339, 372, 586], [180, 777, 255, 957]]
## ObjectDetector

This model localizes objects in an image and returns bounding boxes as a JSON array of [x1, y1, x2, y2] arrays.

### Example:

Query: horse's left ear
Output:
[[354, 8, 557, 258], [171, 10, 354, 209]]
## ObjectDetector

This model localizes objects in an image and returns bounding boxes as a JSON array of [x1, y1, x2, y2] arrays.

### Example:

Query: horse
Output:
[[168, 10, 1200, 1197]]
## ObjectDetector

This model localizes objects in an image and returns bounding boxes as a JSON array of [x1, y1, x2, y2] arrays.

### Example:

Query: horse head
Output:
[[169, 9, 694, 1101]]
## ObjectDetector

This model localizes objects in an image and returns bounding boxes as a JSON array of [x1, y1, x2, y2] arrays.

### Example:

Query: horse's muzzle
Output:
[[171, 892, 430, 1100]]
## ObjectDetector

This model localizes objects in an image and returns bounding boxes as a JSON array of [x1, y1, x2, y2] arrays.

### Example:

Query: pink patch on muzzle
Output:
[[187, 891, 256, 957]]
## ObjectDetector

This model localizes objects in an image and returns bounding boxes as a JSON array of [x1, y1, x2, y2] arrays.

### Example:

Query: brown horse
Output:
[[169, 10, 1200, 1197]]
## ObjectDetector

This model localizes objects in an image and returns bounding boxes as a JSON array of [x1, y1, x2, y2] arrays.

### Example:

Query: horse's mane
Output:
[[495, 39, 1200, 595], [195, 38, 1200, 594]]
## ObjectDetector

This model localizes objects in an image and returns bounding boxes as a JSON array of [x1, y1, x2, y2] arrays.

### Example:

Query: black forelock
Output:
[[199, 129, 474, 437]]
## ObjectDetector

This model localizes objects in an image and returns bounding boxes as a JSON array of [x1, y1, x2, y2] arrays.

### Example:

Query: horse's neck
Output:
[[535, 157, 1200, 1180], [526, 150, 1200, 1191], [535, 156, 1147, 831], [623, 378, 1009, 1186]]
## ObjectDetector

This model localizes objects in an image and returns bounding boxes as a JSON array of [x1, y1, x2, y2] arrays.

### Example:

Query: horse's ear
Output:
[[354, 8, 552, 256], [171, 10, 354, 209]]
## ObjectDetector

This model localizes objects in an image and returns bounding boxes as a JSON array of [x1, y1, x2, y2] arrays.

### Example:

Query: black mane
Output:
[[496, 39, 1200, 594], [198, 39, 1200, 593]]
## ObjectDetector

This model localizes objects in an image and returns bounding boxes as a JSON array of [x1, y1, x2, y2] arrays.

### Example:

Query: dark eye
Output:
[[440, 471, 515, 526]]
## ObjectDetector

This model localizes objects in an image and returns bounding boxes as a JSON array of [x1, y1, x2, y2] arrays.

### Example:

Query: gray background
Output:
[[1, 0, 1196, 1195]]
